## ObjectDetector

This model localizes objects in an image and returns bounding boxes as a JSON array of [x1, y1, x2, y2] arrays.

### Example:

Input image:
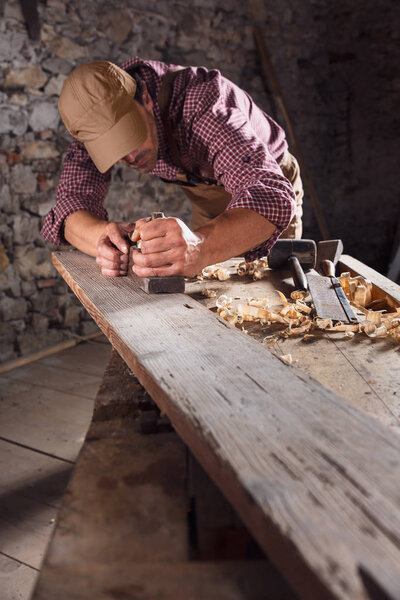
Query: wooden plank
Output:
[[0, 554, 38, 600], [0, 378, 94, 461], [51, 250, 400, 600], [0, 441, 72, 570]]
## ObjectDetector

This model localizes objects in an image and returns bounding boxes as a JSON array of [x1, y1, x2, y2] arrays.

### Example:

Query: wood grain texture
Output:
[[187, 266, 400, 433], [52, 250, 400, 600]]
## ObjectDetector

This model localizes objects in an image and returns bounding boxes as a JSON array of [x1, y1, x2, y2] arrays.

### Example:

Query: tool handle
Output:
[[321, 259, 335, 277], [288, 256, 308, 291]]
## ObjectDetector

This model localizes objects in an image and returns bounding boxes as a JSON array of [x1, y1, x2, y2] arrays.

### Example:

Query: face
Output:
[[119, 89, 159, 173]]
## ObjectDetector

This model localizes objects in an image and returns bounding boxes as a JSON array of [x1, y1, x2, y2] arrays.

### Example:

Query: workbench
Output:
[[32, 251, 400, 600]]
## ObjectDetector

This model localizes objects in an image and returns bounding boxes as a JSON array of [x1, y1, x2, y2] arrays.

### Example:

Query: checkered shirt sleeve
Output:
[[186, 103, 296, 260], [41, 140, 110, 245]]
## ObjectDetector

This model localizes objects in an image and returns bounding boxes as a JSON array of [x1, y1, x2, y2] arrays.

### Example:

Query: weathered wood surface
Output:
[[33, 350, 295, 600], [187, 265, 400, 434], [51, 250, 400, 600]]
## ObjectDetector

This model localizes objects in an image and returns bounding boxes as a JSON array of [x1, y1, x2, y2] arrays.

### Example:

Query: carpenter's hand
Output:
[[96, 221, 135, 276], [131, 217, 204, 278]]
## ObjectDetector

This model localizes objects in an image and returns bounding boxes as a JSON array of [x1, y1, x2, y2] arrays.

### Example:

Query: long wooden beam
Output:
[[52, 250, 400, 600]]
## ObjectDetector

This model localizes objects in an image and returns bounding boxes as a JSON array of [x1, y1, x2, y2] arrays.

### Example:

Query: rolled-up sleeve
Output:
[[187, 105, 296, 260], [41, 140, 111, 245]]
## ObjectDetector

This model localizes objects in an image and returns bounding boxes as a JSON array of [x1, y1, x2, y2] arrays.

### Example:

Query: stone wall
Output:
[[0, 0, 398, 363]]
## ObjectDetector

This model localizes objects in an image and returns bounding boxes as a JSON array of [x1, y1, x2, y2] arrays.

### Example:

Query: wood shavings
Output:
[[236, 258, 269, 280], [291, 290, 308, 301], [275, 290, 288, 305], [201, 288, 217, 298], [339, 272, 373, 306], [206, 263, 400, 344], [215, 288, 400, 344], [279, 354, 293, 365], [216, 295, 232, 309], [200, 264, 231, 281]]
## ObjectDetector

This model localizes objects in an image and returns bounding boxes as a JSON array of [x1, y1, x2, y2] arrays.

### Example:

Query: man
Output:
[[41, 57, 302, 278]]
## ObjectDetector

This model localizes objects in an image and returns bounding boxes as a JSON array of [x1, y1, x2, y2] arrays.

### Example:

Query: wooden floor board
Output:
[[37, 340, 111, 377], [1, 363, 102, 400], [0, 379, 94, 461], [0, 441, 73, 571], [0, 553, 38, 600], [0, 337, 111, 598], [0, 441, 73, 508], [0, 495, 57, 570]]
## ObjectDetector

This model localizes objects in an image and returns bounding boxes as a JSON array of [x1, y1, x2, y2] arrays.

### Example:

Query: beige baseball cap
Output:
[[58, 61, 147, 173]]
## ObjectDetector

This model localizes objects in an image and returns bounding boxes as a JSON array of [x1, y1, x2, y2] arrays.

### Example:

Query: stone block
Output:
[[21, 280, 37, 296], [17, 327, 65, 357], [29, 101, 59, 132], [0, 106, 28, 136], [48, 36, 88, 60], [0, 30, 26, 61], [44, 74, 67, 96], [80, 320, 100, 336], [4, 66, 47, 89], [0, 324, 17, 363], [30, 289, 58, 313], [21, 141, 60, 160], [32, 312, 49, 333], [15, 246, 55, 280], [42, 57, 73, 75], [10, 164, 37, 195], [10, 319, 26, 335], [13, 213, 40, 244], [63, 305, 81, 328], [0, 244, 10, 273], [0, 295, 28, 321], [0, 264, 21, 297]]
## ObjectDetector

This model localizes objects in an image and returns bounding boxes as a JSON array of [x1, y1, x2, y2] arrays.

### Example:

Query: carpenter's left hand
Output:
[[130, 217, 204, 278]]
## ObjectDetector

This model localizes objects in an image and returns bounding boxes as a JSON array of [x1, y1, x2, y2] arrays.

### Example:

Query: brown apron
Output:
[[158, 69, 303, 239]]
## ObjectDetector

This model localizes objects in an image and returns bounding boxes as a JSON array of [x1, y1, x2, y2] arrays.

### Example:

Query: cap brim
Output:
[[85, 105, 147, 173]]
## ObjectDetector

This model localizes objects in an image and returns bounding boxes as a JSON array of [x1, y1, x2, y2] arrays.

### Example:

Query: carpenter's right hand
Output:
[[96, 222, 135, 277]]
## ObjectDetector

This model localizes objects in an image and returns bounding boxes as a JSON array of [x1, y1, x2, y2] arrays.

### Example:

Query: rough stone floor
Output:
[[0, 336, 112, 600]]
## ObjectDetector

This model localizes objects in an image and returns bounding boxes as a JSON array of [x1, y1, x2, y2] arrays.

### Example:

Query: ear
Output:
[[141, 81, 154, 113]]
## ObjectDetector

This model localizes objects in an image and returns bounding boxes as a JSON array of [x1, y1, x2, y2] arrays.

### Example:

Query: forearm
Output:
[[195, 208, 276, 268], [64, 210, 108, 256]]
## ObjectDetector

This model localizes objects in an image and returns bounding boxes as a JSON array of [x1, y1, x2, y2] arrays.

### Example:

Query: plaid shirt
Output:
[[41, 57, 296, 260]]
